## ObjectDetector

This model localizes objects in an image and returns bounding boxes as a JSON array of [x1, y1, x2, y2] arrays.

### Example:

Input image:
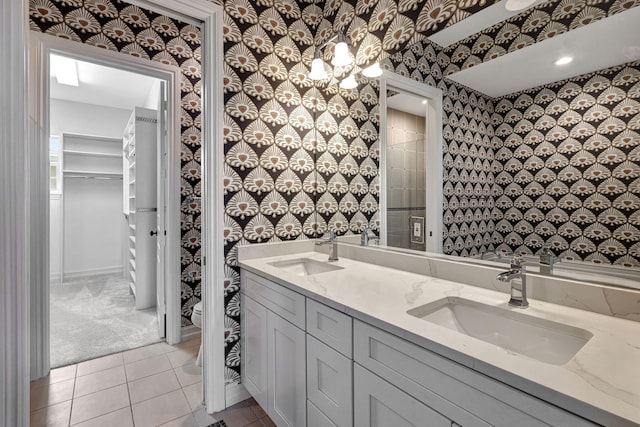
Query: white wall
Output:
[[50, 99, 129, 278], [50, 99, 130, 138], [63, 178, 125, 276], [143, 79, 161, 110], [50, 195, 62, 282]]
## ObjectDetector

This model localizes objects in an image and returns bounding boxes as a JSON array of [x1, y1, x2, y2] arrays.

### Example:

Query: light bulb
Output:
[[332, 41, 352, 67], [309, 58, 328, 80], [362, 62, 382, 78], [339, 74, 357, 89], [554, 56, 573, 66]]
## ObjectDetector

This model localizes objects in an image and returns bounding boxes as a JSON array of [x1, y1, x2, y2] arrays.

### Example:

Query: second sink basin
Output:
[[268, 258, 344, 277], [407, 297, 592, 365]]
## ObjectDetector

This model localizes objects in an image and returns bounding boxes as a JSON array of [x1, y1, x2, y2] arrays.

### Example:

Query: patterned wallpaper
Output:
[[29, 1, 204, 324], [218, 0, 503, 383], [492, 62, 640, 266], [444, 0, 640, 75]]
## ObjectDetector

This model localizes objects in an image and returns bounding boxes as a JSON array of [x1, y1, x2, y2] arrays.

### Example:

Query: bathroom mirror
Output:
[[337, 0, 640, 281]]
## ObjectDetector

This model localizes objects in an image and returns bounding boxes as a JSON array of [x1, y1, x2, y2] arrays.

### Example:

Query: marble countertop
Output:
[[238, 245, 640, 427]]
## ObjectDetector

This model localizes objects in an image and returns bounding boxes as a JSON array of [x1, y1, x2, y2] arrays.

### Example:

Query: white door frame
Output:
[[20, 0, 226, 417], [1, 0, 30, 425], [29, 31, 182, 369], [141, 0, 226, 413], [379, 71, 444, 253]]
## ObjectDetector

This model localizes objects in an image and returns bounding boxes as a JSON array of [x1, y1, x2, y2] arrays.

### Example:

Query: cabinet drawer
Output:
[[308, 400, 338, 427], [306, 299, 352, 358], [354, 320, 597, 427], [242, 270, 305, 329], [354, 364, 450, 427], [307, 335, 353, 427]]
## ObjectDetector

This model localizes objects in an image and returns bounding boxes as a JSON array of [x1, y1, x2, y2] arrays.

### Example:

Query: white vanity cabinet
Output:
[[354, 364, 451, 427], [241, 271, 306, 427], [306, 299, 353, 427], [241, 268, 599, 427]]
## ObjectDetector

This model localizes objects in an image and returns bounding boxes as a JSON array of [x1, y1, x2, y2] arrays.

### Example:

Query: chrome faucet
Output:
[[497, 256, 528, 308], [361, 226, 379, 246], [539, 244, 556, 274], [316, 231, 338, 262]]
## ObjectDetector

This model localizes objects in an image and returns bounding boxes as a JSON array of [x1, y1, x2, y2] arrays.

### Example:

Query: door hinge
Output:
[[203, 256, 206, 266]]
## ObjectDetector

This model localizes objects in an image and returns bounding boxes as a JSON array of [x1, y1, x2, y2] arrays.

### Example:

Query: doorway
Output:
[[30, 33, 183, 377], [48, 53, 167, 367]]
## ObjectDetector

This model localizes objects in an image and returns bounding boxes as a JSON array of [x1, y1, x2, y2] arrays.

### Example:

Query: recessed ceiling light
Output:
[[421, 100, 428, 105], [504, 0, 537, 12], [554, 56, 573, 66]]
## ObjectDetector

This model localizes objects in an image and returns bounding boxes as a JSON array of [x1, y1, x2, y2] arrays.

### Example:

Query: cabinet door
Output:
[[267, 311, 306, 427], [307, 335, 352, 427], [242, 294, 268, 410], [354, 364, 450, 427]]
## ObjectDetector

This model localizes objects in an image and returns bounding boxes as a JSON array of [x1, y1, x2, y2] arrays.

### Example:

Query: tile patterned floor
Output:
[[30, 338, 274, 427]]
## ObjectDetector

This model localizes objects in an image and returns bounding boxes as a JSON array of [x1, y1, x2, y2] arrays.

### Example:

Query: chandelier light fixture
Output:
[[309, 31, 382, 88]]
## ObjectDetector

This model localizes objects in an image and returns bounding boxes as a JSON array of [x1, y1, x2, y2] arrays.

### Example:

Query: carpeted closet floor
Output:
[[50, 273, 161, 368]]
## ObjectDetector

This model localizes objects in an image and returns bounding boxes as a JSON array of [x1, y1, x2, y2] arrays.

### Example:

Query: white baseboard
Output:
[[225, 382, 250, 408], [180, 325, 200, 342], [62, 266, 123, 280]]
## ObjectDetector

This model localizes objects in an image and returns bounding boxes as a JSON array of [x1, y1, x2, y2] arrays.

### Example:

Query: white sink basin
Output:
[[268, 258, 344, 277], [407, 297, 592, 365]]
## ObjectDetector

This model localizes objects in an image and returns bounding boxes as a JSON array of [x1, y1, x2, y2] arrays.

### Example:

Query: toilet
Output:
[[191, 301, 203, 367]]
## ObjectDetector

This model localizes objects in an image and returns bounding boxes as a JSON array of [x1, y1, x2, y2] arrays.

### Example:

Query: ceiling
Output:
[[50, 54, 160, 110], [428, 0, 545, 48], [445, 7, 640, 98], [387, 92, 428, 117]]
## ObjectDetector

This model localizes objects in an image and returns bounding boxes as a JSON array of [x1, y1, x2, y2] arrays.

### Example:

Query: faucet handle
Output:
[[511, 256, 524, 269], [328, 230, 337, 241]]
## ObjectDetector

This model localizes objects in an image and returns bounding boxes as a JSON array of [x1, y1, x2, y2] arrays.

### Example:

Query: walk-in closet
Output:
[[48, 53, 164, 367]]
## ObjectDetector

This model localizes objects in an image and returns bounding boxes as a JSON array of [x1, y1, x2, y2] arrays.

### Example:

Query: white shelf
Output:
[[63, 170, 123, 178], [63, 149, 121, 158]]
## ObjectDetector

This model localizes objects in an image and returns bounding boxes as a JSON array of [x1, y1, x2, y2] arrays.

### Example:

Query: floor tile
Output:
[[246, 399, 266, 419], [69, 384, 130, 425], [30, 378, 75, 411], [128, 370, 181, 404], [244, 421, 262, 427], [157, 413, 198, 427], [74, 366, 126, 398], [76, 353, 124, 377], [167, 347, 198, 368], [259, 416, 277, 427], [125, 353, 172, 381], [30, 400, 71, 427], [168, 338, 201, 353], [131, 389, 192, 427], [212, 401, 258, 427], [122, 342, 174, 364], [71, 407, 133, 427], [192, 406, 223, 426], [181, 382, 203, 411], [173, 363, 202, 387], [31, 365, 77, 389]]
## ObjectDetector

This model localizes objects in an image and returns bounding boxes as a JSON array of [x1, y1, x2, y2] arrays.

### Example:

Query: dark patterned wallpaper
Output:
[[493, 62, 640, 266], [29, 1, 204, 324]]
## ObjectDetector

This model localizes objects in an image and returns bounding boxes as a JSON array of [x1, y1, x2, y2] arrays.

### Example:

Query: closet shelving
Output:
[[59, 133, 124, 282], [122, 107, 158, 310]]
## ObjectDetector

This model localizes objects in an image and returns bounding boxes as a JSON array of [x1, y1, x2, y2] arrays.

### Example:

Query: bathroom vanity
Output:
[[238, 241, 640, 427]]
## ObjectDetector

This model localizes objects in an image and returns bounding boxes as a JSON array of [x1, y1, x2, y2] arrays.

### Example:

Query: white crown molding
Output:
[[1, 0, 30, 425]]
